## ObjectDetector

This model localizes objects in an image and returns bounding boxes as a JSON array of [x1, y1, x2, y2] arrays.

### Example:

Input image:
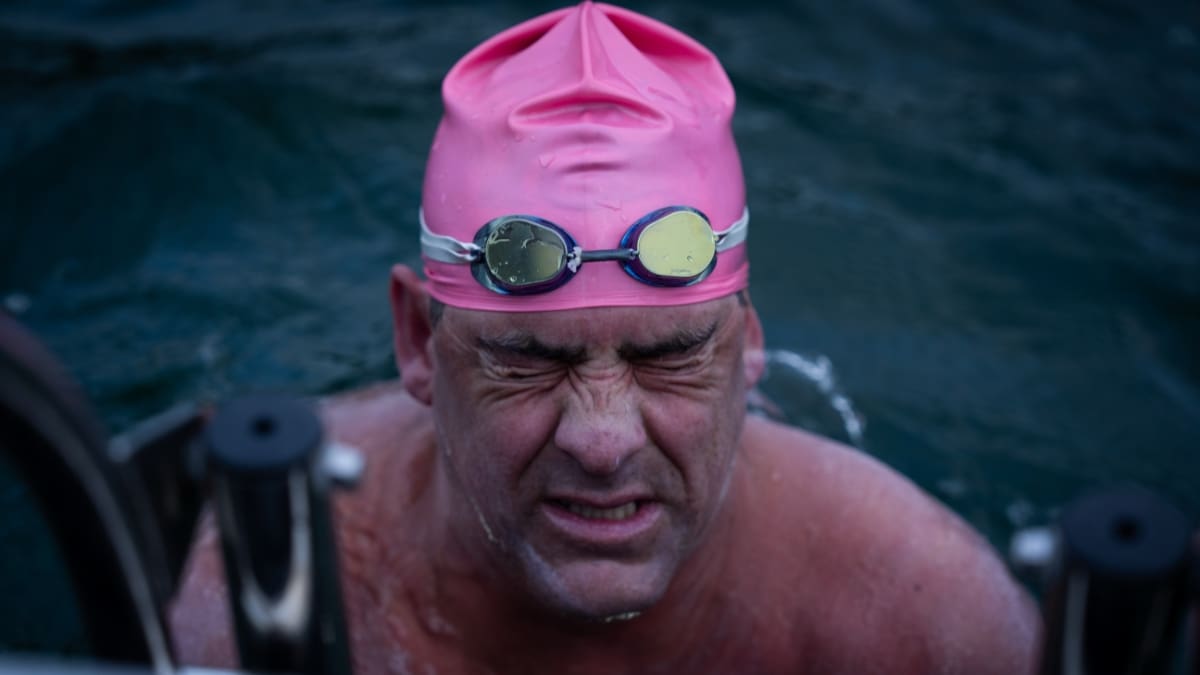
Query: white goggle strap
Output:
[[419, 209, 480, 263], [714, 207, 750, 252]]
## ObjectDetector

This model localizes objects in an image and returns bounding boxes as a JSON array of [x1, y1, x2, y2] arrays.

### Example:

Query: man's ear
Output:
[[390, 264, 434, 405], [740, 297, 766, 388]]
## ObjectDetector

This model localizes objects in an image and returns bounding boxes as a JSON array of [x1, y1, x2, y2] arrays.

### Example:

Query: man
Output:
[[172, 3, 1039, 672]]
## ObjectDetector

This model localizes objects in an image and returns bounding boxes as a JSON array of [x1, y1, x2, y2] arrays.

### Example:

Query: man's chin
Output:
[[518, 555, 672, 623], [540, 591, 658, 625]]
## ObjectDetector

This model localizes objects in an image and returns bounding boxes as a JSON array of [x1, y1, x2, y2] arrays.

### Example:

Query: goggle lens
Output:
[[631, 210, 717, 281], [483, 219, 569, 289]]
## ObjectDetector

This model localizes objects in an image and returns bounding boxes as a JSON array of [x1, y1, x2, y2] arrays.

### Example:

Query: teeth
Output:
[[564, 501, 638, 521]]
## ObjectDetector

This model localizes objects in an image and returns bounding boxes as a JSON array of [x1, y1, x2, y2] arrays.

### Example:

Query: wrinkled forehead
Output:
[[439, 295, 740, 348]]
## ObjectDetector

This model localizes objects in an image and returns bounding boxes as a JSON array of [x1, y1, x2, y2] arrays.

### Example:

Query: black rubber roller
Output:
[[1040, 486, 1193, 675], [203, 394, 351, 675], [204, 395, 321, 475]]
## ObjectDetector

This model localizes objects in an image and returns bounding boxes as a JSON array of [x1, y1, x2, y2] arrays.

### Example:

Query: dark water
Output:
[[1, 0, 1198, 657]]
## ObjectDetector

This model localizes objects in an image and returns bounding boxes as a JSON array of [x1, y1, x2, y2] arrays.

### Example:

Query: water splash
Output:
[[751, 349, 865, 448]]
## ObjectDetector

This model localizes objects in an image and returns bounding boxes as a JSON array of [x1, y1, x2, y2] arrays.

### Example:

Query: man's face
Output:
[[427, 295, 755, 620]]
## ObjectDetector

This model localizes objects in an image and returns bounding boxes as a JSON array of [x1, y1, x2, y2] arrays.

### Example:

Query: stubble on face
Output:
[[426, 296, 751, 622]]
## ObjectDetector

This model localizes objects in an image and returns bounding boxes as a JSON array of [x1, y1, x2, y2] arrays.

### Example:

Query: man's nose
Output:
[[553, 379, 647, 476]]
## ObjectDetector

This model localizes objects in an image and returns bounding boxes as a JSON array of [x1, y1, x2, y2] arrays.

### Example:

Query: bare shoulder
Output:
[[739, 415, 987, 545], [319, 379, 436, 544], [736, 416, 1040, 674], [320, 379, 433, 451]]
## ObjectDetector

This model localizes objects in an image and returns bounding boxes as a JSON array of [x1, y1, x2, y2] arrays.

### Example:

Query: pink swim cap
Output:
[[420, 2, 748, 311]]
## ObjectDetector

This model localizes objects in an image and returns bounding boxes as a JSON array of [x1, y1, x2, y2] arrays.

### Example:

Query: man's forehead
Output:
[[442, 296, 737, 348]]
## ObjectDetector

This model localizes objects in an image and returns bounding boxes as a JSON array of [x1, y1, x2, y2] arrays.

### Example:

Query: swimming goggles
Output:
[[420, 206, 749, 295]]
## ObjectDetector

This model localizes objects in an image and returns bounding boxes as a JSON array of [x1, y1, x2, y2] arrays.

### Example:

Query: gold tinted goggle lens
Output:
[[482, 219, 570, 289], [471, 207, 719, 295], [625, 208, 717, 283]]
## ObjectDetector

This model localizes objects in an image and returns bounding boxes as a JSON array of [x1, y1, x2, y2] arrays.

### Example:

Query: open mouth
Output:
[[541, 498, 662, 548], [553, 500, 640, 521]]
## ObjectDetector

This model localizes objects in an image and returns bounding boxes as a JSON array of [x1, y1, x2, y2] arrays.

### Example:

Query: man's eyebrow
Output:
[[476, 334, 587, 365], [618, 321, 719, 361]]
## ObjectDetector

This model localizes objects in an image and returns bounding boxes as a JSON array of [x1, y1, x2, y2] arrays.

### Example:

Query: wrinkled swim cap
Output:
[[421, 1, 748, 311]]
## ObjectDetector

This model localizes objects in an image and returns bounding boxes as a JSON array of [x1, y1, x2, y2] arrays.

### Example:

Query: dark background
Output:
[[1, 0, 1198, 657]]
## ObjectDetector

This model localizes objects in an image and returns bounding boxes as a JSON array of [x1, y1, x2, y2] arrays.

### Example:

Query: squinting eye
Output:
[[497, 367, 547, 380], [638, 356, 700, 373], [488, 359, 564, 382]]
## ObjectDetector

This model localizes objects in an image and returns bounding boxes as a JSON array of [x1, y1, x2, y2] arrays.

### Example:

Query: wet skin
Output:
[[422, 287, 755, 621], [169, 264, 1040, 673]]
